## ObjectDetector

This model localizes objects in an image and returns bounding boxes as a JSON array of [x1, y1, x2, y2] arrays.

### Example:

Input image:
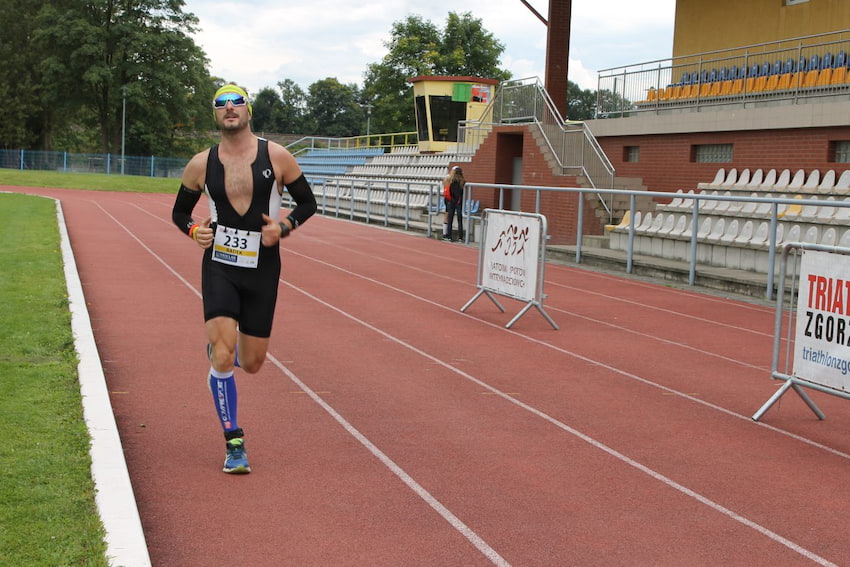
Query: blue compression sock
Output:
[[209, 368, 239, 433]]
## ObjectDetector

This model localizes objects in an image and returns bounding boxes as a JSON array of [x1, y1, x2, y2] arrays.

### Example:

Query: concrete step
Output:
[[545, 243, 781, 300]]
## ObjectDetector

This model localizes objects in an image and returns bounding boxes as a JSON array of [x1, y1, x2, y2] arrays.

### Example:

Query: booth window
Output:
[[834, 141, 850, 163], [624, 146, 640, 163], [414, 96, 429, 141], [429, 95, 467, 142]]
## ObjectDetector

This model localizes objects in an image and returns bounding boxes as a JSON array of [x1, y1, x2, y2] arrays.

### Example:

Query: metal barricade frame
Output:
[[461, 209, 558, 330], [753, 241, 850, 421]]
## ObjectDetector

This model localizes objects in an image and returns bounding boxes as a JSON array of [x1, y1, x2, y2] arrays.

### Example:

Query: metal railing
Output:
[[466, 182, 850, 301], [457, 77, 616, 219], [597, 29, 850, 117], [285, 132, 418, 156], [0, 149, 188, 177]]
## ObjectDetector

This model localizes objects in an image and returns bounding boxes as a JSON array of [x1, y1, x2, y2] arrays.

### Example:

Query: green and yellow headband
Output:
[[212, 84, 253, 116]]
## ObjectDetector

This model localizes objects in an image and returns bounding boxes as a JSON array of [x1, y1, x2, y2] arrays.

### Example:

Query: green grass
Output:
[[0, 194, 109, 566], [0, 168, 176, 193]]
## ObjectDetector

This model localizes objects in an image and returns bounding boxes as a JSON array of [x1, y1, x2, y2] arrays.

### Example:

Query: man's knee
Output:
[[210, 343, 237, 372], [239, 353, 266, 374]]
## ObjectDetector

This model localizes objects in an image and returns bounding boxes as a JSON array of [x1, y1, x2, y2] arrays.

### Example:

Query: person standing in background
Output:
[[442, 166, 465, 242]]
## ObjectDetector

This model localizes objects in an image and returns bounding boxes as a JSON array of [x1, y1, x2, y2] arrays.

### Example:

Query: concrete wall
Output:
[[454, 125, 602, 245], [673, 0, 850, 57]]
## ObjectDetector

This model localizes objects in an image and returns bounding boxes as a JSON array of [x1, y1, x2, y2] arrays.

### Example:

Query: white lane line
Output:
[[265, 352, 510, 567], [287, 248, 850, 462], [299, 233, 770, 372], [53, 198, 152, 567], [96, 202, 511, 566], [279, 278, 836, 567], [126, 200, 839, 563], [126, 201, 850, 461]]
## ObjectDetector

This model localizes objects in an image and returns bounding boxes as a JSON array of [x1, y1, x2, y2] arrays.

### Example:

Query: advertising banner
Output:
[[793, 249, 850, 391], [480, 211, 541, 302]]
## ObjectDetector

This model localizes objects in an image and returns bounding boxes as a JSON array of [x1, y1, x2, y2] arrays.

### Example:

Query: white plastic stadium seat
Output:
[[759, 169, 778, 194], [720, 168, 738, 189], [720, 219, 740, 243], [698, 168, 726, 190], [835, 171, 850, 195], [714, 191, 733, 212], [786, 169, 806, 193], [750, 222, 770, 249], [839, 228, 850, 248], [802, 170, 820, 193], [834, 198, 850, 223], [734, 220, 754, 245], [670, 215, 689, 237], [706, 217, 726, 242], [658, 214, 677, 235], [771, 169, 792, 192], [820, 227, 837, 246], [746, 169, 764, 190], [636, 211, 653, 233], [734, 168, 751, 189], [818, 170, 836, 194], [802, 226, 820, 244], [697, 217, 712, 239], [782, 224, 802, 245]]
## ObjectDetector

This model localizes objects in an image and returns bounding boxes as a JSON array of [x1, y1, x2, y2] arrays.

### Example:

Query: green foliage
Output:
[[1, 0, 214, 157], [0, 194, 108, 566], [567, 81, 599, 121], [251, 80, 310, 135], [277, 79, 309, 134], [363, 11, 512, 134], [306, 78, 363, 137]]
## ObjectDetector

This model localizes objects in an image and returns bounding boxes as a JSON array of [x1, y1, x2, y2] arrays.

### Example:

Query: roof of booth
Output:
[[407, 75, 499, 85]]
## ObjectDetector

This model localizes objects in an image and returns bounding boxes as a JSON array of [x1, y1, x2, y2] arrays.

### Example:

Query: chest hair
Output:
[[219, 149, 255, 216]]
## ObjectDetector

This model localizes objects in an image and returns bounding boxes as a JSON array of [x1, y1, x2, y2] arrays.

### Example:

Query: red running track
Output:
[[14, 187, 850, 566]]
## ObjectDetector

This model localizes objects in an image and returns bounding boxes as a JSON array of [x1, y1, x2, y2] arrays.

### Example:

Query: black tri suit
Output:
[[202, 138, 281, 338]]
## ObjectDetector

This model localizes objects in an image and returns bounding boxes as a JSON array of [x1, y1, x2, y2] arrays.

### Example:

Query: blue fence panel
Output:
[[23, 150, 66, 171], [0, 149, 190, 178], [0, 149, 21, 169]]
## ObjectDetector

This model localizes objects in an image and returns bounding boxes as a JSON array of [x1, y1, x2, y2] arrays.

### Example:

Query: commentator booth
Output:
[[408, 75, 498, 153]]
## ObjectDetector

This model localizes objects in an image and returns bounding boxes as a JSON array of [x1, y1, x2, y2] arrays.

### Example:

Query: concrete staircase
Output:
[[528, 124, 655, 226]]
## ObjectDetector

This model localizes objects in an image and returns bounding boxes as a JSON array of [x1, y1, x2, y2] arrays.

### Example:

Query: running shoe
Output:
[[223, 438, 251, 474]]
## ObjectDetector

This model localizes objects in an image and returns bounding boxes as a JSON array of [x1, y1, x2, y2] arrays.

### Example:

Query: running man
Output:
[[171, 84, 317, 474]]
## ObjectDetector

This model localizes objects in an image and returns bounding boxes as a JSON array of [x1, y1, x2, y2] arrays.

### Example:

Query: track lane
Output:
[[13, 190, 848, 557]]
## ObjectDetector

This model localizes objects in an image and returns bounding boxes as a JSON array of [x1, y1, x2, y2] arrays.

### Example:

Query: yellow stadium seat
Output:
[[644, 87, 657, 103]]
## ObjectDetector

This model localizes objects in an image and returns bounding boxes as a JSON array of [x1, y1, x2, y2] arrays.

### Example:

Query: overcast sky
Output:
[[181, 0, 676, 95]]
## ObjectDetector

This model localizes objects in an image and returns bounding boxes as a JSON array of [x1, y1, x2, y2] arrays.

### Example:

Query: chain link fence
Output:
[[0, 149, 189, 178]]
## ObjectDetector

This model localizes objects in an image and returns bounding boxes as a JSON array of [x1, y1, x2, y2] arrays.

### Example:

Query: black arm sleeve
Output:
[[284, 174, 317, 228], [172, 184, 202, 236]]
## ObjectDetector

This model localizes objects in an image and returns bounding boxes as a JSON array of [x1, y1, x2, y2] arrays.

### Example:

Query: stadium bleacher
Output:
[[294, 146, 479, 236], [640, 47, 850, 106], [607, 168, 850, 273]]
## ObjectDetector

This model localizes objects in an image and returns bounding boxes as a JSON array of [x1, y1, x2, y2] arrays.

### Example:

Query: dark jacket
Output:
[[448, 179, 464, 204]]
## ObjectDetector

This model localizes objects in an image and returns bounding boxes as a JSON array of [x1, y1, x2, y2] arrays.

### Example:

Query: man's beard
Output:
[[217, 115, 248, 131]]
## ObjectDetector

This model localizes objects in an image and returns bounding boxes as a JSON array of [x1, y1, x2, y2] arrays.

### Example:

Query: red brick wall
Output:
[[453, 125, 601, 245], [598, 126, 850, 195]]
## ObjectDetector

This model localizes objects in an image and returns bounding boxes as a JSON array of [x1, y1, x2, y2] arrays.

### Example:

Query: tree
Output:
[[276, 79, 308, 134], [251, 87, 283, 133], [3, 0, 213, 155], [438, 12, 511, 81], [567, 81, 598, 121], [306, 78, 362, 137], [363, 12, 510, 135], [0, 1, 54, 149]]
